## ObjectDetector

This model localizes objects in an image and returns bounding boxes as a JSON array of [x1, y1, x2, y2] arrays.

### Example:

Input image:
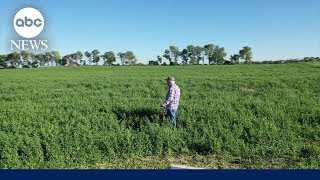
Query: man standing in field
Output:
[[161, 76, 180, 128]]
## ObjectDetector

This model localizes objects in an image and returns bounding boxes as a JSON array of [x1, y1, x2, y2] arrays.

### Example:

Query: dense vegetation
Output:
[[1, 44, 251, 68], [1, 44, 319, 68], [0, 62, 319, 169]]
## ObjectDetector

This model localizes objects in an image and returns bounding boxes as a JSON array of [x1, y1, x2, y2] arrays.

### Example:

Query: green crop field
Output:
[[0, 62, 320, 169]]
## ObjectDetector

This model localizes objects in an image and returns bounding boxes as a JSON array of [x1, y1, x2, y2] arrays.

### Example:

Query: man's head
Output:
[[166, 76, 175, 86]]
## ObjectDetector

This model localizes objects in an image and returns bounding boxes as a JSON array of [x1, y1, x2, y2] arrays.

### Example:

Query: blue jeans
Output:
[[166, 109, 177, 128]]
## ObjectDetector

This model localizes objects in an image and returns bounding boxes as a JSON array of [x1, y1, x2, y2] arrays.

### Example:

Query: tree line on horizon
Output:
[[0, 44, 319, 69], [156, 45, 252, 65]]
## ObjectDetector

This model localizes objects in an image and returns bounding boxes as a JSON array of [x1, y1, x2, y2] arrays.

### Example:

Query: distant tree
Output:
[[70, 53, 79, 65], [0, 55, 6, 62], [211, 46, 227, 64], [34, 53, 45, 66], [6, 52, 20, 68], [230, 54, 241, 64], [163, 49, 172, 64], [194, 46, 204, 65], [84, 51, 91, 65], [156, 55, 162, 65], [148, 61, 159, 65], [118, 51, 137, 65], [117, 52, 124, 65], [125, 51, 137, 65], [103, 51, 116, 65], [180, 49, 189, 65], [29, 53, 37, 67], [75, 51, 83, 65], [43, 52, 53, 66], [20, 51, 30, 66], [169, 46, 179, 65], [186, 45, 203, 65], [239, 46, 252, 64], [91, 50, 100, 66], [187, 45, 197, 65], [61, 53, 78, 66], [204, 44, 215, 64], [59, 55, 69, 66], [51, 51, 61, 66], [0, 54, 7, 68], [302, 57, 314, 62]]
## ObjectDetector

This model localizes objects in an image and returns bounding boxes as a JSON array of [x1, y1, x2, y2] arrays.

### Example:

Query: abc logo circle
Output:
[[13, 7, 44, 38]]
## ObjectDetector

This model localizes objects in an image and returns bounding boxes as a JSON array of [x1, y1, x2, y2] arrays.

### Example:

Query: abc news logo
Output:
[[10, 7, 48, 51], [16, 16, 43, 28]]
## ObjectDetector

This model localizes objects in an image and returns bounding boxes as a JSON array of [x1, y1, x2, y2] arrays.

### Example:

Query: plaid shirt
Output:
[[164, 84, 180, 110]]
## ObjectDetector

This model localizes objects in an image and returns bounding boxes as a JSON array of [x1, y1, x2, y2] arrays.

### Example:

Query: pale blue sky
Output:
[[0, 0, 319, 63]]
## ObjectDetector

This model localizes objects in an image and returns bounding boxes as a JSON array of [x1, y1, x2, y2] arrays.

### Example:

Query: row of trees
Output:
[[252, 57, 320, 64], [0, 50, 138, 68], [1, 45, 319, 69], [0, 44, 252, 68], [155, 45, 252, 65]]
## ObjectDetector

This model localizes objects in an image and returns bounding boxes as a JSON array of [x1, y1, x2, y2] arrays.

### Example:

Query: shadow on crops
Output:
[[297, 114, 320, 127], [112, 107, 163, 131]]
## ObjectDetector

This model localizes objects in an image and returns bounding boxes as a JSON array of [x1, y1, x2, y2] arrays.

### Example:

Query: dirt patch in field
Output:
[[241, 87, 256, 93]]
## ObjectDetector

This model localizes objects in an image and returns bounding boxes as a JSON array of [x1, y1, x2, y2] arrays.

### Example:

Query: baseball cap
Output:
[[166, 76, 175, 81]]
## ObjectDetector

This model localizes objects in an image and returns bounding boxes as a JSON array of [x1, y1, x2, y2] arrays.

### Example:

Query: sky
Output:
[[0, 0, 320, 63]]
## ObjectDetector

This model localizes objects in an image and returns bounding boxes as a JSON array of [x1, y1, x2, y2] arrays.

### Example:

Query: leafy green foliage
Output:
[[0, 62, 319, 168]]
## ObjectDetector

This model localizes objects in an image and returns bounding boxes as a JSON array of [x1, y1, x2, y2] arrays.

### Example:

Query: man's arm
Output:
[[163, 87, 174, 106]]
